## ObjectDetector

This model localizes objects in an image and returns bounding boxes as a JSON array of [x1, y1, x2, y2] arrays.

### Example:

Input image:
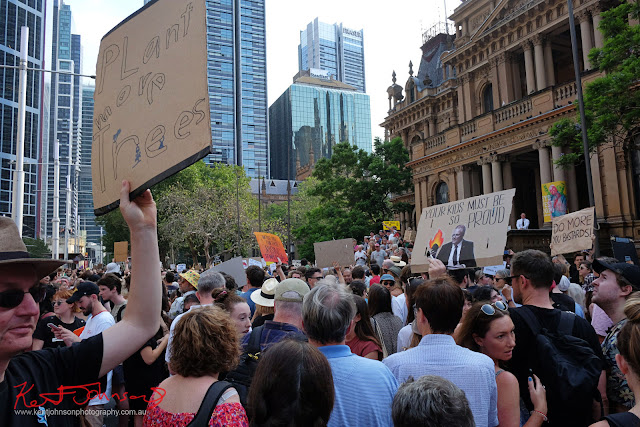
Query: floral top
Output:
[[142, 402, 248, 426], [602, 319, 635, 408]]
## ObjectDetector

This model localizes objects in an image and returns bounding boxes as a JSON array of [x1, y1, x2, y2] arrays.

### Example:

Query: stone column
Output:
[[429, 117, 436, 136], [457, 82, 466, 123], [414, 179, 422, 217], [512, 55, 523, 99], [480, 159, 493, 194], [533, 140, 552, 185], [551, 145, 566, 183], [532, 35, 547, 91], [491, 155, 504, 191], [544, 40, 555, 86], [502, 158, 517, 228], [564, 151, 580, 213], [577, 10, 594, 70], [455, 166, 471, 199], [590, 147, 605, 219], [497, 52, 515, 104], [521, 41, 536, 95], [471, 168, 482, 196], [615, 150, 632, 220], [421, 178, 429, 211], [462, 74, 475, 120], [590, 5, 604, 49]]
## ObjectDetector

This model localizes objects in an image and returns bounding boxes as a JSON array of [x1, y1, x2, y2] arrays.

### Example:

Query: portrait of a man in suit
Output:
[[436, 225, 476, 267]]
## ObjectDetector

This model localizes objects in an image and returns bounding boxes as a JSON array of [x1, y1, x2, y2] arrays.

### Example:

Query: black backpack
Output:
[[222, 325, 264, 407], [518, 307, 602, 424]]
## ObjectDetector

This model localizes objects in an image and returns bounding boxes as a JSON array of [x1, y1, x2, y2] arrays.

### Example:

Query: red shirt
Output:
[[346, 335, 381, 358]]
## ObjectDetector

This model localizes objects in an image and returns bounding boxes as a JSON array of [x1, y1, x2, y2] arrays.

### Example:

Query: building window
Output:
[[435, 181, 449, 205], [483, 84, 494, 114]]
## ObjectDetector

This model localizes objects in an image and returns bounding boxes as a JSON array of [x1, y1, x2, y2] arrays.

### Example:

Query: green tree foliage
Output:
[[550, 1, 640, 166], [23, 237, 51, 258], [95, 209, 129, 261], [294, 137, 412, 260]]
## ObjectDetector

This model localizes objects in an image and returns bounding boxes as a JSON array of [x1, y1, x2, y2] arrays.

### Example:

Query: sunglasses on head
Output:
[[480, 300, 508, 316], [0, 285, 47, 309]]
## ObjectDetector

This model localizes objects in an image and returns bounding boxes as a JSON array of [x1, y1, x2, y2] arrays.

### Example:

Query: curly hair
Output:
[[169, 306, 241, 377]]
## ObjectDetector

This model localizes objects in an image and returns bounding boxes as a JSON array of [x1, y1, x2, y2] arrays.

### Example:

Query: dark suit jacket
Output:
[[436, 240, 476, 267]]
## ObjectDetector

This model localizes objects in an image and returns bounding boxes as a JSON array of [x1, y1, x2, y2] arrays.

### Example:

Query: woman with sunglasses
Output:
[[456, 301, 548, 426], [32, 289, 85, 350]]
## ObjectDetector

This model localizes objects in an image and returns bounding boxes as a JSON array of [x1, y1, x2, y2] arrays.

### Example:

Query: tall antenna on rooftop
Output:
[[443, 0, 449, 34]]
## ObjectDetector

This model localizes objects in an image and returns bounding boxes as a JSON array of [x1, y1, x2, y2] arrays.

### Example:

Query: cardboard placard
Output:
[[550, 207, 595, 256], [383, 221, 400, 231], [209, 256, 247, 289], [114, 241, 128, 262], [404, 229, 417, 242], [92, 0, 212, 215], [483, 262, 507, 276], [412, 189, 516, 273], [542, 181, 568, 222], [314, 238, 354, 269], [254, 232, 288, 264]]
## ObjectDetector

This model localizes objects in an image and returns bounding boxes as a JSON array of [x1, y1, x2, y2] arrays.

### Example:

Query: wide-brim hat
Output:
[[390, 255, 406, 267], [251, 277, 279, 307], [0, 217, 69, 279], [179, 269, 200, 290]]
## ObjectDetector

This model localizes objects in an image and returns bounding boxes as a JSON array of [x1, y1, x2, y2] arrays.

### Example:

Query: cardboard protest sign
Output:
[[176, 263, 186, 273], [542, 181, 567, 222], [314, 238, 354, 269], [383, 221, 400, 231], [254, 232, 288, 264], [412, 189, 516, 273], [404, 229, 417, 242], [92, 0, 211, 215], [210, 257, 247, 288], [550, 207, 594, 256], [483, 262, 507, 276], [114, 241, 128, 262]]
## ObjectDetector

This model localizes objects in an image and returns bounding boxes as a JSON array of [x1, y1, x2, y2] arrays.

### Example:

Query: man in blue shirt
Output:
[[241, 265, 265, 316], [383, 276, 498, 427], [303, 282, 398, 427]]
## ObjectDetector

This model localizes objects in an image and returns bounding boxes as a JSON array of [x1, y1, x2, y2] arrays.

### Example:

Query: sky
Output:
[[64, 0, 462, 141]]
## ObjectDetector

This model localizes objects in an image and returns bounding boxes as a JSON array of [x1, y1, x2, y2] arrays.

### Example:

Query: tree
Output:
[[95, 209, 129, 262], [23, 237, 50, 258], [550, 1, 640, 166], [294, 137, 412, 260]]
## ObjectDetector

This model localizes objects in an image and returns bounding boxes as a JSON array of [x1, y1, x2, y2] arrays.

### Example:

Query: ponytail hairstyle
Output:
[[212, 288, 247, 314], [618, 292, 640, 375]]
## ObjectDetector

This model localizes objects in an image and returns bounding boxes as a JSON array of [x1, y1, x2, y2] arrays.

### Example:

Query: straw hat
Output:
[[251, 277, 279, 307], [0, 217, 69, 278], [390, 255, 406, 267]]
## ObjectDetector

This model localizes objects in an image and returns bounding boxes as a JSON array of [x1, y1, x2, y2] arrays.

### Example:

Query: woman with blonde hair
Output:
[[144, 307, 247, 426]]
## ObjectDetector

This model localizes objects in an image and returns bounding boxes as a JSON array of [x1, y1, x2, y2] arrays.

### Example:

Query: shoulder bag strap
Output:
[[557, 311, 576, 336], [516, 306, 543, 336], [247, 325, 264, 354], [186, 380, 234, 427], [371, 317, 389, 359]]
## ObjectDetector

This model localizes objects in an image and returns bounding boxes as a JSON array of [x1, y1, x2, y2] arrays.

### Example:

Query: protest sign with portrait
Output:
[[412, 189, 516, 273], [542, 181, 567, 222]]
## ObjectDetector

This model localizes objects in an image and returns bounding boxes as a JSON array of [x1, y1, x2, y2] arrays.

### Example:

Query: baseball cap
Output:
[[380, 274, 395, 282], [375, 243, 380, 247], [66, 282, 100, 303], [275, 278, 310, 302], [593, 259, 640, 291]]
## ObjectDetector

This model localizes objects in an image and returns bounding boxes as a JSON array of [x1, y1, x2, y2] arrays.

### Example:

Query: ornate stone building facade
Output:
[[382, 0, 640, 249]]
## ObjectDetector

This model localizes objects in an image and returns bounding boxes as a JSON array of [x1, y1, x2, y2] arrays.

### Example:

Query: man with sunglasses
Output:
[[507, 249, 605, 426], [1, 181, 161, 427]]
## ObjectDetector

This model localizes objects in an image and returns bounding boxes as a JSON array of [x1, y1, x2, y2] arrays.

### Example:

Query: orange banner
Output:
[[254, 232, 288, 264]]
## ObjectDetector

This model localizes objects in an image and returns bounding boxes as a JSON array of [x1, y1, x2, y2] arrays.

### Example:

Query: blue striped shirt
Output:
[[383, 334, 498, 427], [318, 345, 398, 427]]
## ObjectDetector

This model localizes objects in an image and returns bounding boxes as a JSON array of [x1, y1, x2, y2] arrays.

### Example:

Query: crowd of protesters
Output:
[[2, 185, 640, 426]]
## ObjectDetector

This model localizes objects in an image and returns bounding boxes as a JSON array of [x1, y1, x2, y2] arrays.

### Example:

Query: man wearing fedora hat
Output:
[[1, 181, 161, 426]]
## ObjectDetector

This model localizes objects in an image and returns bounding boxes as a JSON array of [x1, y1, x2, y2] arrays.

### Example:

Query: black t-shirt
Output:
[[509, 306, 605, 426], [122, 336, 168, 410], [0, 334, 103, 427], [33, 316, 85, 349]]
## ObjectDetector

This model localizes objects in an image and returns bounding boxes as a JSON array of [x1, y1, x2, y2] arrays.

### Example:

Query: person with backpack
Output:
[[508, 249, 606, 426], [591, 258, 640, 414]]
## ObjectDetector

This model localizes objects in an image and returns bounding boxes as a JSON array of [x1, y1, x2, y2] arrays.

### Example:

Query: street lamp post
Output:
[[11, 26, 28, 236], [52, 140, 60, 260]]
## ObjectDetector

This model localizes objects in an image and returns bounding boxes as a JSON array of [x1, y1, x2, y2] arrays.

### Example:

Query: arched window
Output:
[[483, 84, 494, 113], [435, 182, 449, 205]]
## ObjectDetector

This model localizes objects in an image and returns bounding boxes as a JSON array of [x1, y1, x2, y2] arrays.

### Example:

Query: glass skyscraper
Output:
[[42, 0, 82, 245], [79, 84, 100, 246], [269, 76, 371, 180], [0, 0, 46, 238], [299, 18, 366, 93]]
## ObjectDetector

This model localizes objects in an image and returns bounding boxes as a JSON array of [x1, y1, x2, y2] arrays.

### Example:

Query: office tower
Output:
[[299, 18, 366, 93], [269, 73, 371, 180], [42, 0, 82, 252], [0, 0, 47, 238], [204, 0, 268, 178], [79, 84, 101, 249]]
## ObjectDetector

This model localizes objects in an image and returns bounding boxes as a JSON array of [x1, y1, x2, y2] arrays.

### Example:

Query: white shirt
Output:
[[516, 218, 530, 229], [80, 311, 115, 406], [391, 294, 407, 325], [354, 250, 367, 266]]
